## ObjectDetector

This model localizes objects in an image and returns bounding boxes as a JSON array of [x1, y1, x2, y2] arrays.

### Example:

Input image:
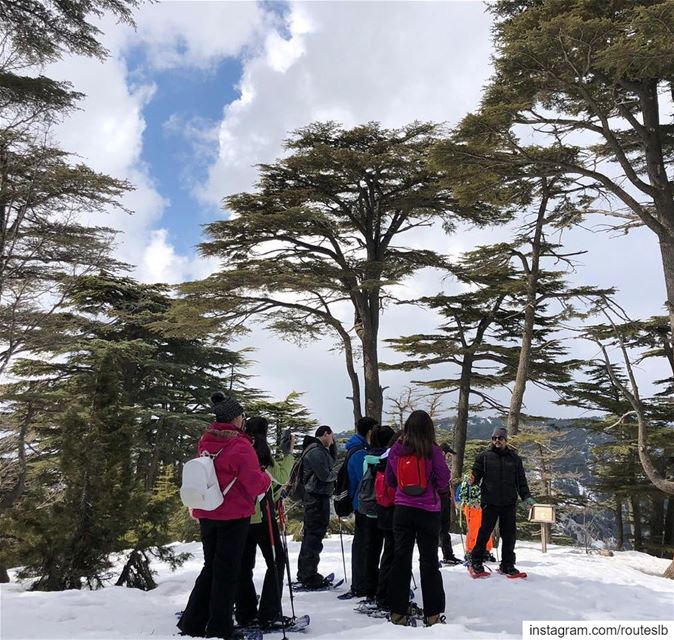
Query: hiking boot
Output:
[[301, 574, 329, 589], [391, 613, 409, 626], [442, 555, 462, 565], [425, 614, 446, 627], [471, 560, 486, 574], [487, 552, 497, 562], [500, 565, 520, 576], [259, 616, 295, 631]]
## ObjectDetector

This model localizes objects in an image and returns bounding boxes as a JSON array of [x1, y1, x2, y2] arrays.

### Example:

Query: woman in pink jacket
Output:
[[178, 393, 271, 640]]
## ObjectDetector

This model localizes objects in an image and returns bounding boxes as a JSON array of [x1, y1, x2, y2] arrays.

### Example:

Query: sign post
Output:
[[528, 504, 556, 554]]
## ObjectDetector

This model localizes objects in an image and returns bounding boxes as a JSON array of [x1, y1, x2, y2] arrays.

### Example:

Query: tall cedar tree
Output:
[[556, 362, 672, 555], [385, 243, 583, 481], [583, 318, 674, 575], [0, 273, 251, 589], [464, 0, 674, 352], [0, 15, 133, 582], [186, 122, 495, 423]]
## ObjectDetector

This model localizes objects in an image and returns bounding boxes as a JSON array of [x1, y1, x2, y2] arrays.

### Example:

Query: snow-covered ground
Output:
[[2, 535, 673, 639]]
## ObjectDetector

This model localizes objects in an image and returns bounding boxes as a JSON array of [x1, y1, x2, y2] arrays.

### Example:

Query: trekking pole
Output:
[[265, 496, 288, 640], [277, 500, 296, 619], [411, 572, 418, 591], [338, 517, 348, 585]]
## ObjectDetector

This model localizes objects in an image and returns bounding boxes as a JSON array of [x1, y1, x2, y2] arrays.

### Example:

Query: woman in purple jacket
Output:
[[385, 410, 450, 627]]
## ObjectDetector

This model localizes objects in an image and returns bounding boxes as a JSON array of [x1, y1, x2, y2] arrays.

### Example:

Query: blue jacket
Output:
[[345, 434, 369, 510]]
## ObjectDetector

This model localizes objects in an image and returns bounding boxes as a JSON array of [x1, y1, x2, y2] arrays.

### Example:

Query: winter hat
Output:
[[211, 391, 244, 423], [492, 427, 508, 440]]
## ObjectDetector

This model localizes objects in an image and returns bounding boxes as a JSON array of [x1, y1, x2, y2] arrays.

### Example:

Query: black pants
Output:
[[178, 517, 249, 639], [297, 493, 330, 585], [351, 512, 369, 595], [388, 506, 445, 618], [473, 503, 517, 567], [235, 519, 286, 625], [439, 495, 455, 560], [375, 528, 394, 608], [364, 516, 384, 599]]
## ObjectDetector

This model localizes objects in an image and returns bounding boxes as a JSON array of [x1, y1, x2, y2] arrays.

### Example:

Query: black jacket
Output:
[[472, 445, 531, 507], [302, 436, 337, 496]]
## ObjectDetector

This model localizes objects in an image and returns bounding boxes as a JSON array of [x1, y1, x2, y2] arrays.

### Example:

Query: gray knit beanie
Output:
[[211, 391, 244, 423]]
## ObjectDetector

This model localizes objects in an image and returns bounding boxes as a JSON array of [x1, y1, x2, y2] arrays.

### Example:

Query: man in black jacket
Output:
[[297, 425, 337, 588], [469, 427, 535, 575]]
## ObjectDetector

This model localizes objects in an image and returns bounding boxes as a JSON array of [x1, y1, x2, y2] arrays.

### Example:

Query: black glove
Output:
[[280, 429, 293, 455]]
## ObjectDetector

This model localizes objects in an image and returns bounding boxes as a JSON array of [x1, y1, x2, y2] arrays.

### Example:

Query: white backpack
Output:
[[180, 450, 237, 511]]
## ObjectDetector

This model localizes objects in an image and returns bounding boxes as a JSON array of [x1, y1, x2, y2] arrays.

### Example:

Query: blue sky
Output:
[[127, 49, 243, 255]]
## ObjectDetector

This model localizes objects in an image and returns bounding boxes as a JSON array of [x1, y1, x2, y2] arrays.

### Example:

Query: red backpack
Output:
[[397, 454, 428, 496], [374, 470, 395, 507]]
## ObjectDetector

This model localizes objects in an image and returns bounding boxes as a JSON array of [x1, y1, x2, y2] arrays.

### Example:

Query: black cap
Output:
[[440, 443, 456, 455], [211, 392, 244, 423]]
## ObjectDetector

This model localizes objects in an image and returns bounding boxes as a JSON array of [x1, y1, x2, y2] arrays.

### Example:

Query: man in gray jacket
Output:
[[297, 425, 337, 588]]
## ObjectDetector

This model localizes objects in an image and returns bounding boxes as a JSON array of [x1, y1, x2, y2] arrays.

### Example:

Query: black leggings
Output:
[[235, 519, 286, 625], [388, 506, 445, 617], [178, 517, 250, 639]]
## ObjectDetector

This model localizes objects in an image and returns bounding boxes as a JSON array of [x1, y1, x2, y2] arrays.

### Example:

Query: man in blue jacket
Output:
[[343, 416, 376, 598]]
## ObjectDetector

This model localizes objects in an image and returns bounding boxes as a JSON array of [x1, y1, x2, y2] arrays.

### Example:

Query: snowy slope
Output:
[[2, 535, 673, 640]]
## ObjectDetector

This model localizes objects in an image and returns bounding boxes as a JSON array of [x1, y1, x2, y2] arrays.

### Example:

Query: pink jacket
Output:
[[192, 422, 271, 521]]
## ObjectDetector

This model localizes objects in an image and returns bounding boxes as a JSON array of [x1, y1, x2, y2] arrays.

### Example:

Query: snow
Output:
[[2, 536, 673, 639]]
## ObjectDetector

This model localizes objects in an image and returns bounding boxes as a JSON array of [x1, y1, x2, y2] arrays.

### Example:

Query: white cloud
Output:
[[118, 0, 273, 71]]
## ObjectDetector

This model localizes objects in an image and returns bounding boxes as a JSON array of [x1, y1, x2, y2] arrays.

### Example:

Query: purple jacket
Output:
[[385, 440, 451, 512]]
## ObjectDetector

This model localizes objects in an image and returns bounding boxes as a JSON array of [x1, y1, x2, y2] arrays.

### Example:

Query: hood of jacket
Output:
[[346, 433, 368, 452], [302, 434, 321, 450], [200, 422, 251, 452]]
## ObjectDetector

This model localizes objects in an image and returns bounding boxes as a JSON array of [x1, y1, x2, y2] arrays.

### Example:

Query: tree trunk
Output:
[[0, 564, 9, 583], [659, 238, 674, 350], [451, 355, 473, 486], [614, 495, 624, 551], [335, 322, 363, 423], [359, 299, 383, 422], [629, 494, 643, 551], [507, 186, 548, 436], [665, 496, 674, 547]]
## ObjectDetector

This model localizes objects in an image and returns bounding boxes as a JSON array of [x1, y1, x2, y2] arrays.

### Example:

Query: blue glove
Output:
[[525, 497, 536, 507]]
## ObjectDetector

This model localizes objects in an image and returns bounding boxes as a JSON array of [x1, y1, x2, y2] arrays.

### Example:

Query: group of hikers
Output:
[[177, 392, 535, 639]]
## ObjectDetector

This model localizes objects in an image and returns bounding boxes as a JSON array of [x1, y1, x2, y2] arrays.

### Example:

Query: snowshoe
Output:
[[231, 630, 264, 640], [354, 600, 378, 614], [336, 588, 366, 600], [468, 563, 491, 579], [498, 566, 527, 579], [292, 573, 340, 592], [407, 601, 424, 620], [257, 615, 311, 633]]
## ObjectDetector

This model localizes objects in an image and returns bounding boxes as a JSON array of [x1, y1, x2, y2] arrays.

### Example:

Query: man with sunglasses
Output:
[[468, 427, 535, 577]]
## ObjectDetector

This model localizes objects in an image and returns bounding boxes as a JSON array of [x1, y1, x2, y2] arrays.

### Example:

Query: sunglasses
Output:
[[491, 435, 506, 441]]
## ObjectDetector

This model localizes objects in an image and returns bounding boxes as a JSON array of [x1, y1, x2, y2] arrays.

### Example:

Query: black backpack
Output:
[[285, 444, 318, 502], [333, 444, 366, 517]]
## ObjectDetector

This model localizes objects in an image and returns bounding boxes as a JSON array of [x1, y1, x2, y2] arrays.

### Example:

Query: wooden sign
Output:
[[528, 504, 556, 554], [528, 504, 555, 524]]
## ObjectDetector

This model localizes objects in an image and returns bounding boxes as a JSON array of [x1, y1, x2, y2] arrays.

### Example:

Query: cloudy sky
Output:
[[48, 1, 669, 429]]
